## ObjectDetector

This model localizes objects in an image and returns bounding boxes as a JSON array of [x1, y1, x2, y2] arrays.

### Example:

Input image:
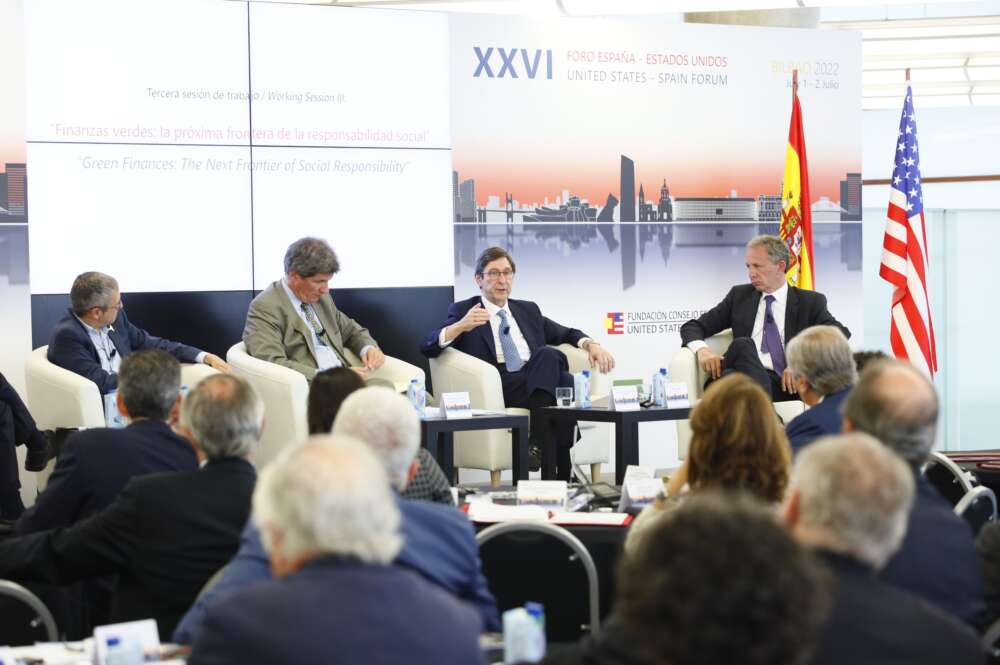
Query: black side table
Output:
[[420, 413, 531, 483], [533, 405, 691, 484]]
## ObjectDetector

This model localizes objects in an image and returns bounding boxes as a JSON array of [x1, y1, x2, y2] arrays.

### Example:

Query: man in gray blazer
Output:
[[243, 238, 385, 382]]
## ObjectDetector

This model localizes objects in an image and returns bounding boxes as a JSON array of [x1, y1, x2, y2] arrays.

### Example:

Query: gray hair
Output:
[[180, 374, 264, 460], [332, 387, 419, 490], [70, 271, 119, 315], [283, 237, 340, 278], [785, 325, 857, 396], [842, 359, 938, 466], [747, 235, 790, 268], [118, 350, 181, 421], [254, 436, 402, 565], [791, 432, 915, 569]]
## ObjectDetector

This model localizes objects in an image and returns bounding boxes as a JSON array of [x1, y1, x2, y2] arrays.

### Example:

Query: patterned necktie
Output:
[[300, 303, 328, 347], [496, 309, 524, 372], [760, 295, 786, 376]]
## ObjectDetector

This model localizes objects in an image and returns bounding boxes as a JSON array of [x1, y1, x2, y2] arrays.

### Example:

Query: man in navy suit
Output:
[[0, 372, 50, 520], [783, 325, 856, 454], [188, 438, 485, 665], [680, 235, 849, 401], [420, 247, 615, 479], [47, 271, 229, 396], [173, 386, 499, 645], [844, 359, 984, 626]]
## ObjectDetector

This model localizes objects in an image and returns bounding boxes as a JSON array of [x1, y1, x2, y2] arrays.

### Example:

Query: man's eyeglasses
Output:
[[482, 269, 514, 280], [100, 299, 125, 312]]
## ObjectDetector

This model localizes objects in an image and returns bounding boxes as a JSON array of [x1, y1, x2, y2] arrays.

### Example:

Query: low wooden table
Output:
[[533, 405, 691, 484], [420, 413, 531, 483]]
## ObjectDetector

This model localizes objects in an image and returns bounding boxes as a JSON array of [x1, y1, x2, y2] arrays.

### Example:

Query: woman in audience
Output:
[[307, 368, 453, 505], [627, 373, 791, 549]]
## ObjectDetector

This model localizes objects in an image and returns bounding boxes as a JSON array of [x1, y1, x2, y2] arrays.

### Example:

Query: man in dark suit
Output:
[[680, 235, 849, 401], [843, 359, 984, 626], [0, 374, 262, 640], [421, 246, 615, 479], [783, 325, 856, 454], [173, 386, 499, 645], [783, 433, 982, 665], [0, 372, 49, 520], [188, 438, 485, 665], [47, 271, 229, 396]]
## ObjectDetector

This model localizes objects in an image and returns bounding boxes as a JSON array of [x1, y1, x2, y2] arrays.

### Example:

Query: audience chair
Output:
[[476, 521, 600, 642], [669, 329, 805, 457], [0, 580, 59, 646], [922, 451, 976, 506], [24, 346, 218, 490], [428, 344, 611, 486], [954, 485, 997, 537]]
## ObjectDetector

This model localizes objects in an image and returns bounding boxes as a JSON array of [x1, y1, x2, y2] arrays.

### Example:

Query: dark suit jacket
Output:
[[47, 309, 202, 395], [187, 556, 486, 665], [881, 474, 985, 625], [173, 493, 499, 644], [785, 387, 851, 455], [17, 419, 198, 535], [680, 284, 850, 348], [0, 457, 255, 640], [810, 549, 983, 665], [420, 295, 587, 367]]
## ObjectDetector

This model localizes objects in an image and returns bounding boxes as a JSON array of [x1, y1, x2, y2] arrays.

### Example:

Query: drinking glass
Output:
[[555, 387, 574, 408]]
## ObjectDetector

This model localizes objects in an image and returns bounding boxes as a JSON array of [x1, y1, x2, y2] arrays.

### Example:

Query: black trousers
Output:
[[0, 372, 47, 518], [500, 347, 576, 480], [716, 337, 797, 402]]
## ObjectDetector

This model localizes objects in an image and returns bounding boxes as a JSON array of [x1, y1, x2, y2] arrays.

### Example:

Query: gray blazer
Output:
[[242, 281, 377, 380]]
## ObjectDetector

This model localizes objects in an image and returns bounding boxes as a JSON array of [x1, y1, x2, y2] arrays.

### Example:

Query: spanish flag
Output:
[[780, 72, 814, 291]]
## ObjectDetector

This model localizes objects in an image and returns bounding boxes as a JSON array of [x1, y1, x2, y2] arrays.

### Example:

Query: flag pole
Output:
[[792, 68, 798, 97], [905, 67, 910, 82]]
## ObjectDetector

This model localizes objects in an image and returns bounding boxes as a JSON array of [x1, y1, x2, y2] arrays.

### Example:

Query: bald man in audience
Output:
[[843, 360, 984, 625], [188, 438, 485, 665], [783, 325, 857, 454], [783, 433, 982, 665]]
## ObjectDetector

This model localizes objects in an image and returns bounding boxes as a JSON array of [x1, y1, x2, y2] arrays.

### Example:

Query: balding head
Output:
[[332, 387, 419, 490], [842, 359, 938, 466], [180, 374, 264, 460]]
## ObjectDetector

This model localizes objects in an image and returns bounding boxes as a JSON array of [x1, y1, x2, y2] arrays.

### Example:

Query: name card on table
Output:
[[441, 392, 473, 419], [622, 465, 655, 484], [94, 619, 160, 665], [610, 385, 640, 411], [618, 478, 663, 512], [665, 382, 691, 409], [517, 480, 568, 511]]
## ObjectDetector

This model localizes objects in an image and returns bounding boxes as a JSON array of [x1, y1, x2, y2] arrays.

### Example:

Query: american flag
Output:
[[879, 84, 937, 376]]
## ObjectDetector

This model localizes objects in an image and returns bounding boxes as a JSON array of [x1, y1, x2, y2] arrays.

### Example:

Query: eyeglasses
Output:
[[100, 299, 125, 312], [482, 269, 514, 280]]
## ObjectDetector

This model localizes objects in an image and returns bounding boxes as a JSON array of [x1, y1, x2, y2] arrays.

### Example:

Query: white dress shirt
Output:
[[686, 282, 788, 371], [75, 315, 122, 374]]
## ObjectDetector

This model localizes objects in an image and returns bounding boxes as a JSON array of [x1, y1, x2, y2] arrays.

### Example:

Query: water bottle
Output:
[[407, 379, 426, 417], [573, 370, 591, 409], [652, 368, 668, 407], [105, 637, 143, 665], [503, 607, 545, 663]]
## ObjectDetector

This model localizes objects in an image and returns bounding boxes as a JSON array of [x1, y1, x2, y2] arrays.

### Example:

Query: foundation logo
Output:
[[605, 312, 624, 335]]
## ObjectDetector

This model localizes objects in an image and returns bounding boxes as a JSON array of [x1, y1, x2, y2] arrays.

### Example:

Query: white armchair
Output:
[[23, 346, 219, 489], [428, 343, 611, 486], [226, 342, 424, 469], [669, 329, 804, 458]]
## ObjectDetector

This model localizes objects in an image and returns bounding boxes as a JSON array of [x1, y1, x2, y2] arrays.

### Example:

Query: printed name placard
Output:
[[94, 619, 160, 665], [517, 480, 568, 511], [665, 382, 691, 409], [618, 478, 663, 512], [441, 391, 473, 419], [610, 385, 640, 411]]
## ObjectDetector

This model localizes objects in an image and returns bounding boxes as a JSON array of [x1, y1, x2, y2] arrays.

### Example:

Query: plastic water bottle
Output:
[[105, 637, 143, 665], [652, 368, 668, 407], [573, 370, 591, 409], [503, 607, 545, 663], [407, 379, 426, 417]]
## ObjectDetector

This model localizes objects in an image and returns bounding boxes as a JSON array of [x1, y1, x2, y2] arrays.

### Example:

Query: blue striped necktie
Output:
[[496, 309, 524, 371]]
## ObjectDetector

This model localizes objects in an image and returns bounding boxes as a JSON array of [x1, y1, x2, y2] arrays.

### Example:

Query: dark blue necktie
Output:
[[496, 310, 524, 372], [760, 295, 786, 376]]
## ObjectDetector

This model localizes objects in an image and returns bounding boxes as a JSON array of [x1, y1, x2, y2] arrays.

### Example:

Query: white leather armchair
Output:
[[226, 342, 424, 469], [669, 330, 804, 458], [24, 345, 219, 489], [428, 343, 611, 486]]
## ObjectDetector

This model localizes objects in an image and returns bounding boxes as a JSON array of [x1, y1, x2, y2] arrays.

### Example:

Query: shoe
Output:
[[528, 445, 542, 472], [24, 431, 54, 472]]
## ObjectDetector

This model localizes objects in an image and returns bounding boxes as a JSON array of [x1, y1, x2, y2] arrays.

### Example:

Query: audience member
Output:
[[976, 522, 1000, 629], [187, 438, 485, 665], [47, 271, 228, 396], [843, 359, 984, 625], [628, 374, 790, 551], [0, 374, 262, 639], [783, 433, 982, 664], [783, 325, 856, 454], [852, 349, 888, 373], [544, 492, 829, 665], [174, 386, 498, 645], [0, 372, 50, 521], [308, 367, 451, 504]]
